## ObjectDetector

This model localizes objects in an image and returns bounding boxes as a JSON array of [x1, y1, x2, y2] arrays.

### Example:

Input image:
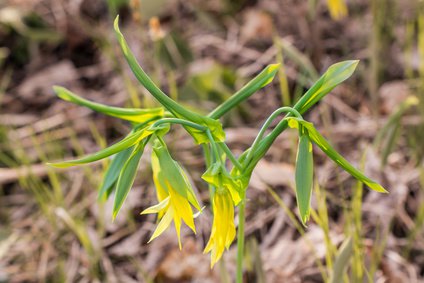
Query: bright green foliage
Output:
[[208, 63, 280, 119], [287, 118, 388, 193], [295, 127, 314, 225], [298, 60, 359, 113], [53, 86, 164, 123], [98, 146, 134, 200], [113, 141, 146, 219], [48, 16, 387, 270], [113, 16, 225, 144], [48, 126, 155, 168]]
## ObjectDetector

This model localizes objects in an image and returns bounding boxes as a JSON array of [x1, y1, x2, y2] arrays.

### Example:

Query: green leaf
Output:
[[208, 63, 280, 119], [287, 118, 388, 193], [295, 129, 314, 225], [113, 141, 146, 219], [98, 146, 134, 201], [53, 86, 164, 123], [296, 60, 359, 114], [114, 16, 225, 144], [48, 128, 153, 168], [114, 16, 197, 121]]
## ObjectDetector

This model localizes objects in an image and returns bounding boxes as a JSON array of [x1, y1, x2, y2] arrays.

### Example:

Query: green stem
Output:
[[218, 142, 243, 171], [202, 143, 216, 200], [150, 118, 206, 131], [245, 107, 302, 164], [205, 130, 219, 160], [241, 84, 324, 173], [236, 190, 246, 283]]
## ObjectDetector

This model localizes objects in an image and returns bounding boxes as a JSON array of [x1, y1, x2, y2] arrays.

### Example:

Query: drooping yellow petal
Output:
[[140, 196, 170, 215], [179, 166, 201, 210], [148, 207, 174, 242], [167, 183, 196, 249], [151, 151, 168, 200], [173, 206, 183, 250], [204, 189, 237, 268], [169, 187, 196, 234], [146, 143, 200, 248]]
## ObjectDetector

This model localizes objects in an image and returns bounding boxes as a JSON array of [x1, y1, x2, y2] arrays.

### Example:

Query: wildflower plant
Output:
[[49, 16, 387, 281]]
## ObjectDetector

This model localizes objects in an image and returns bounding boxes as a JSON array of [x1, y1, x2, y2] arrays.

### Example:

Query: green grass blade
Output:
[[98, 146, 134, 200], [329, 237, 353, 283], [287, 118, 388, 193], [208, 64, 280, 119], [112, 141, 146, 219], [295, 131, 314, 225], [48, 129, 149, 168], [53, 86, 164, 123], [274, 37, 319, 82]]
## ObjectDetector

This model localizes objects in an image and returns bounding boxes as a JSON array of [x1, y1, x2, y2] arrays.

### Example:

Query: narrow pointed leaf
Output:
[[296, 60, 359, 114], [53, 86, 164, 123], [114, 16, 225, 143], [114, 16, 197, 122], [48, 129, 151, 168], [240, 60, 360, 173], [295, 130, 314, 225], [287, 118, 388, 193], [208, 63, 280, 119], [113, 141, 146, 219], [98, 146, 134, 200]]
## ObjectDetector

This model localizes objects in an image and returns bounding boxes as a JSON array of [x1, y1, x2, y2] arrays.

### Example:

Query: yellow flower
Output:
[[141, 142, 201, 249], [327, 0, 348, 20], [203, 188, 236, 267]]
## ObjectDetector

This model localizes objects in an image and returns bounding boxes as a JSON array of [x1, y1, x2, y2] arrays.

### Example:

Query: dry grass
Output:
[[0, 0, 423, 282]]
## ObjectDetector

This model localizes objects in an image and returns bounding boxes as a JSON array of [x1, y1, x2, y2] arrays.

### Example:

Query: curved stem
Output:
[[205, 130, 219, 161], [245, 107, 302, 165], [218, 142, 243, 171], [236, 190, 246, 283], [150, 118, 207, 131]]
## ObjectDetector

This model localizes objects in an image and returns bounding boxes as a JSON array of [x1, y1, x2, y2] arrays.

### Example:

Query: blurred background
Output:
[[0, 0, 423, 282]]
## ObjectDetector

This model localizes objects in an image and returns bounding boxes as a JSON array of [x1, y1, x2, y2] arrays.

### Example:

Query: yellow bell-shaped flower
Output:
[[203, 188, 236, 268], [141, 142, 201, 249]]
